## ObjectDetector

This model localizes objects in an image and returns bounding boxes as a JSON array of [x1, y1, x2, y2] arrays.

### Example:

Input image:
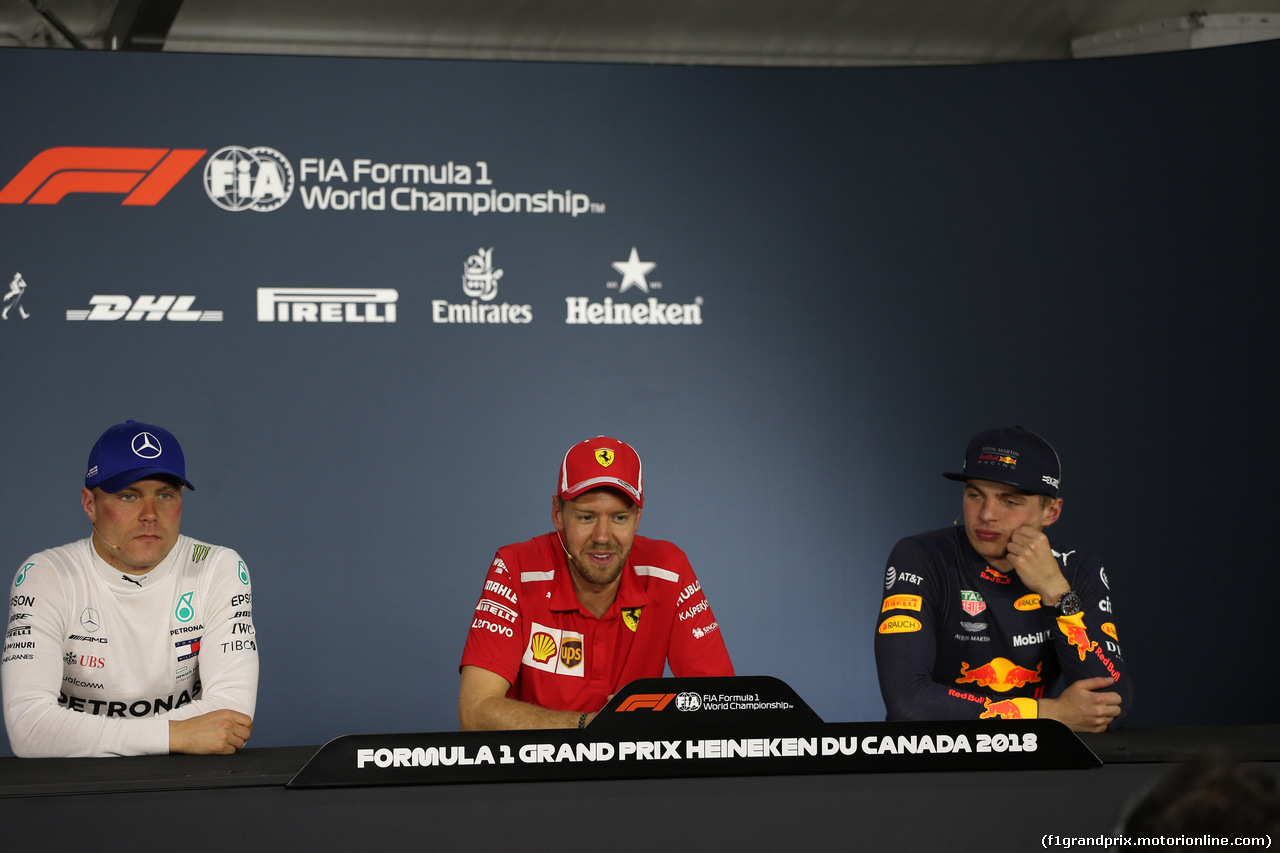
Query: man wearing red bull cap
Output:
[[2, 421, 258, 756], [459, 436, 734, 729], [875, 426, 1131, 732]]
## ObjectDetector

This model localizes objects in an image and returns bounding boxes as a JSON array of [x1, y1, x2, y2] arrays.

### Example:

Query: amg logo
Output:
[[67, 295, 222, 322], [257, 287, 397, 323]]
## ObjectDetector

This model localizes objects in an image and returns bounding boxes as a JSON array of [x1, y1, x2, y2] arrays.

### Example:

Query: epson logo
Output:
[[257, 287, 397, 323], [67, 295, 222, 322]]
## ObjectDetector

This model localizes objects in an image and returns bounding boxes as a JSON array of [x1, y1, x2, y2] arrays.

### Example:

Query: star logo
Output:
[[611, 247, 656, 294], [80, 607, 101, 633], [131, 431, 162, 459]]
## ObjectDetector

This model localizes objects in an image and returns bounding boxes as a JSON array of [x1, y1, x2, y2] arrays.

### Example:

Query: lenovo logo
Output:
[[0, 147, 206, 206]]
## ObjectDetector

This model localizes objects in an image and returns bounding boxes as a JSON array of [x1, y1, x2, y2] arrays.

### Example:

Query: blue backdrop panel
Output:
[[1, 42, 1277, 754]]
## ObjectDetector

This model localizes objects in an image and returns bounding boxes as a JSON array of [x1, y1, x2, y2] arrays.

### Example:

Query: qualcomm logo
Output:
[[3, 273, 31, 320], [565, 247, 703, 326], [257, 287, 397, 323], [204, 146, 294, 212], [67, 295, 222, 322], [432, 247, 531, 324]]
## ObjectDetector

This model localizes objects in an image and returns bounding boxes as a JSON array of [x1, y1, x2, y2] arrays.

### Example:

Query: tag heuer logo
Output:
[[960, 590, 986, 616]]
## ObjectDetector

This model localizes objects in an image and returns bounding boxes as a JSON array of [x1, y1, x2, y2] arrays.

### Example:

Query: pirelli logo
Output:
[[0, 147, 206, 206], [614, 693, 676, 712]]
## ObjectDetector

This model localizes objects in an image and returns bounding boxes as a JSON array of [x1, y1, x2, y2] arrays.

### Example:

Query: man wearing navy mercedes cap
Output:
[[1, 421, 258, 757], [875, 426, 1131, 732]]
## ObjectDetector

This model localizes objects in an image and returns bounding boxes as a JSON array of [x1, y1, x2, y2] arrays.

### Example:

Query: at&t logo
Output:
[[204, 146, 294, 212]]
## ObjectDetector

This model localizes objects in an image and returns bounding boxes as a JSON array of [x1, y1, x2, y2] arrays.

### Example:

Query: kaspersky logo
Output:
[[0, 147, 206, 205]]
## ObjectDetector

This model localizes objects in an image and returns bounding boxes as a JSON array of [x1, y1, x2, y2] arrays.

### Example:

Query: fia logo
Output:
[[204, 146, 294, 212]]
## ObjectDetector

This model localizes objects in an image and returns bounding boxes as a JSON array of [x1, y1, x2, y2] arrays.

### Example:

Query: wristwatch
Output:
[[1052, 590, 1083, 617]]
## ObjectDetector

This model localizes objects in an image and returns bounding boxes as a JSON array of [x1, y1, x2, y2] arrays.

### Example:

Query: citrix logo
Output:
[[0, 147, 206, 205]]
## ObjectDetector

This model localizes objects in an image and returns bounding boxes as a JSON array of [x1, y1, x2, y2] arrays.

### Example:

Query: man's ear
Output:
[[81, 487, 97, 525], [1041, 497, 1063, 527], [551, 495, 565, 531]]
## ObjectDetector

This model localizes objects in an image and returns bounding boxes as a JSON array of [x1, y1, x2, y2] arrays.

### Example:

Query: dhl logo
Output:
[[615, 693, 676, 712], [0, 147, 206, 206], [881, 594, 922, 613], [956, 658, 1042, 692]]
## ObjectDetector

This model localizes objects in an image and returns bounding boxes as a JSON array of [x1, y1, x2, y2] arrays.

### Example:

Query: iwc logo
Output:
[[675, 692, 701, 712], [204, 146, 294, 212]]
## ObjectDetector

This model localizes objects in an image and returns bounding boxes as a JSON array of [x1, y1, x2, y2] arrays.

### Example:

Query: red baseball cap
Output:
[[557, 436, 643, 507]]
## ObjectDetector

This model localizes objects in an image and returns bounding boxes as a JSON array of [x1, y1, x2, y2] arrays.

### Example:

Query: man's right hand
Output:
[[1038, 676, 1122, 733], [169, 709, 253, 754]]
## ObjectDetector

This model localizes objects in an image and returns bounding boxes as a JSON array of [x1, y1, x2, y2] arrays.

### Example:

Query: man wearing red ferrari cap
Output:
[[459, 436, 734, 730]]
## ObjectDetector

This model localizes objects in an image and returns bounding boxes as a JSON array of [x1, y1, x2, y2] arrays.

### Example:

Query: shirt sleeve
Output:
[[1049, 551, 1132, 728], [2, 557, 169, 757], [874, 537, 996, 721], [664, 555, 734, 678], [163, 549, 259, 723], [458, 551, 524, 685]]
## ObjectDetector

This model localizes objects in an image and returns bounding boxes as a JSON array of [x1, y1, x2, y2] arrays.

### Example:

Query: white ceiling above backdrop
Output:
[[2, 0, 1280, 65]]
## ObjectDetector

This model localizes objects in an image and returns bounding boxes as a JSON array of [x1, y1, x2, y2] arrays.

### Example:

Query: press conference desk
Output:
[[1, 725, 1277, 851]]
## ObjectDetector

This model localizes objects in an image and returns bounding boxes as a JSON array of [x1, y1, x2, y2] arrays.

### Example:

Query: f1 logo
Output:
[[614, 693, 677, 712], [0, 147, 206, 205]]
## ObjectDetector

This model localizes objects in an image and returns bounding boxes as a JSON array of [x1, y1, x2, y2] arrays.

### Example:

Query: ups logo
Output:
[[560, 637, 583, 669]]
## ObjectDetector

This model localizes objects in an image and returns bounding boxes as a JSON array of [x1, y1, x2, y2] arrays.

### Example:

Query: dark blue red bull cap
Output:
[[85, 420, 194, 494], [942, 426, 1061, 497]]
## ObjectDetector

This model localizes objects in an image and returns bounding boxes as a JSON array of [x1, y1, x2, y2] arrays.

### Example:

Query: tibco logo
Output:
[[0, 147, 206, 206], [204, 146, 294, 212]]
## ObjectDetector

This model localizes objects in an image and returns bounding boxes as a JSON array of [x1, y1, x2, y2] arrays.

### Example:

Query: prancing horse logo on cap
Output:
[[132, 432, 162, 459], [594, 448, 614, 467]]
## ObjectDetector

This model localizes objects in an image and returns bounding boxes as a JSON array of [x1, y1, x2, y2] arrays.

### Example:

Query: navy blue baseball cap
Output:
[[84, 420, 194, 494], [942, 426, 1061, 498]]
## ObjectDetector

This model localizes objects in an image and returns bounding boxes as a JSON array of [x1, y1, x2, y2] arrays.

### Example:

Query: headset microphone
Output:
[[93, 524, 122, 551]]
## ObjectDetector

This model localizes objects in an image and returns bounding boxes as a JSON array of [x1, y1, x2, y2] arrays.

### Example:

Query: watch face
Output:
[[1059, 592, 1083, 616]]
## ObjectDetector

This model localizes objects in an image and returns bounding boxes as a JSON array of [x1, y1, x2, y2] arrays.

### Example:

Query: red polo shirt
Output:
[[460, 532, 734, 713]]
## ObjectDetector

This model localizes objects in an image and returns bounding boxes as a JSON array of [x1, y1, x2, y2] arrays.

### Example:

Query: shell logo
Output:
[[530, 631, 557, 664]]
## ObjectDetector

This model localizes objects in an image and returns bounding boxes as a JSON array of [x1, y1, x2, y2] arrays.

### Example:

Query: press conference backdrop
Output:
[[1, 41, 1276, 756]]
